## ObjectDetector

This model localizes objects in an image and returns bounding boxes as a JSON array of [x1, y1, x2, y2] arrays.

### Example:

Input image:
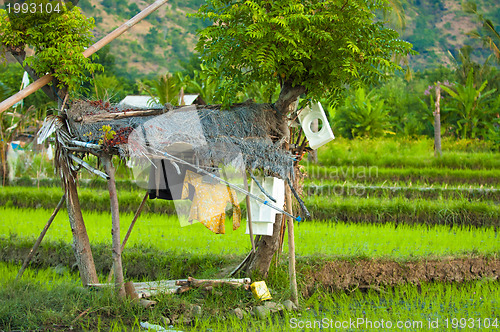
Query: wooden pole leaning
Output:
[[103, 155, 126, 297], [0, 0, 169, 114], [16, 195, 66, 280]]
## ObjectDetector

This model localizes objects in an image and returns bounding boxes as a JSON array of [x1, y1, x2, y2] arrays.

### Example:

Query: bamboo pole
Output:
[[107, 191, 149, 282], [103, 155, 126, 297], [285, 181, 298, 306], [243, 172, 256, 252], [0, 0, 169, 114], [16, 195, 66, 280]]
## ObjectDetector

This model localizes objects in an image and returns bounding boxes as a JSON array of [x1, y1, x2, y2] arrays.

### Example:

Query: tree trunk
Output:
[[0, 144, 8, 186], [434, 83, 442, 157], [10, 48, 59, 102], [245, 82, 304, 277], [66, 174, 99, 286], [308, 119, 318, 163], [245, 215, 283, 277]]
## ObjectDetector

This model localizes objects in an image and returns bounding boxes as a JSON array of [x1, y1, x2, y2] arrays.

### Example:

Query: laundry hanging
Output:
[[147, 159, 195, 201], [181, 170, 241, 234]]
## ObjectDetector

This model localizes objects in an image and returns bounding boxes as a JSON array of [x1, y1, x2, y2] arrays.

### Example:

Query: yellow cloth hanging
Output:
[[181, 170, 241, 234]]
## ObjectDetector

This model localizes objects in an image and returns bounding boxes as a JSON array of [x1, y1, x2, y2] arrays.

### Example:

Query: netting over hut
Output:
[[63, 100, 294, 180]]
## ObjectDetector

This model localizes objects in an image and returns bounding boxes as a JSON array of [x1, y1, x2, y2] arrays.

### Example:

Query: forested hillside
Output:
[[402, 0, 499, 70], [77, 0, 499, 77], [78, 0, 209, 78]]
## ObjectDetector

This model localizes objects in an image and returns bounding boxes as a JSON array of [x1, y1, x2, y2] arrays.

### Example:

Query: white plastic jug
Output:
[[298, 102, 335, 150]]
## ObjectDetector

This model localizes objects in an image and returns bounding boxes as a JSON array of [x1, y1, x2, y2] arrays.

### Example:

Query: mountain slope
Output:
[[78, 0, 499, 78]]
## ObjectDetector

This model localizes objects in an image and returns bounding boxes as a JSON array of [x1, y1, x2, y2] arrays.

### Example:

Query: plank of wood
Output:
[[80, 108, 167, 123]]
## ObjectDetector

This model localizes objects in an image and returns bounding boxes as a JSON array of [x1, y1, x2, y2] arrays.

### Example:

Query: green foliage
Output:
[[193, 0, 414, 107], [184, 64, 219, 104], [0, 1, 102, 93], [139, 73, 182, 106], [463, 1, 500, 61], [334, 87, 394, 138], [441, 68, 497, 139], [0, 82, 11, 101], [91, 73, 123, 102]]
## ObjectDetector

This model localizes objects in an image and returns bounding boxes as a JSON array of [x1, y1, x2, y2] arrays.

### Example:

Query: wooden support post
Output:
[[16, 195, 65, 280], [285, 181, 298, 306], [107, 191, 148, 282], [66, 175, 99, 286], [103, 155, 126, 297], [243, 172, 256, 252]]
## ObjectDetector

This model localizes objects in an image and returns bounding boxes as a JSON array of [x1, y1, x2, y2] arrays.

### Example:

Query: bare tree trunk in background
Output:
[[434, 83, 442, 157], [0, 141, 8, 186]]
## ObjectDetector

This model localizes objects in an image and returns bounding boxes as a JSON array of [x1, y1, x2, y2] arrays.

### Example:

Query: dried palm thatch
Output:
[[58, 99, 294, 179]]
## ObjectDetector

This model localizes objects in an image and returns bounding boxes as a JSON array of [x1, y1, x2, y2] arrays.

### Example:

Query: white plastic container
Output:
[[245, 176, 285, 236], [298, 102, 335, 150], [245, 221, 274, 236]]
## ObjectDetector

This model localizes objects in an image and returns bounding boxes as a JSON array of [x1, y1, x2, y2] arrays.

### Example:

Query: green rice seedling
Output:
[[316, 137, 500, 169], [303, 182, 500, 201], [1, 260, 498, 332], [2, 185, 499, 225], [1, 207, 498, 260], [305, 195, 500, 227], [305, 165, 500, 186]]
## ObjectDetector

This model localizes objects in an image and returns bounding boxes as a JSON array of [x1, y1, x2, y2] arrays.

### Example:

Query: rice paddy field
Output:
[[1, 137, 499, 330]]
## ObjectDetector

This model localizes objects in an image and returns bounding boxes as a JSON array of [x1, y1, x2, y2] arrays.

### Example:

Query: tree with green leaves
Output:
[[334, 87, 394, 139], [0, 0, 102, 100], [463, 1, 500, 61], [193, 0, 414, 276], [441, 68, 497, 140], [194, 0, 414, 113]]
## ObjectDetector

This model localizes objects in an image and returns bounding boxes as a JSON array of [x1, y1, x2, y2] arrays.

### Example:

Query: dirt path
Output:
[[300, 257, 499, 296]]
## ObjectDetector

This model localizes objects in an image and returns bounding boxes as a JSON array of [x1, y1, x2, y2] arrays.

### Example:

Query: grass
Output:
[[1, 207, 498, 260], [305, 195, 500, 227], [304, 182, 500, 201], [1, 261, 498, 331], [316, 137, 500, 169], [1, 186, 498, 226], [304, 165, 500, 186]]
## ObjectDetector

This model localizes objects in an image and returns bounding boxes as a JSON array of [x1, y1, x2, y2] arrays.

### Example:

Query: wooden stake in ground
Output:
[[103, 155, 126, 297], [243, 172, 256, 252], [434, 82, 442, 157], [285, 181, 299, 306], [16, 195, 65, 280], [107, 191, 149, 282], [0, 0, 169, 114]]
